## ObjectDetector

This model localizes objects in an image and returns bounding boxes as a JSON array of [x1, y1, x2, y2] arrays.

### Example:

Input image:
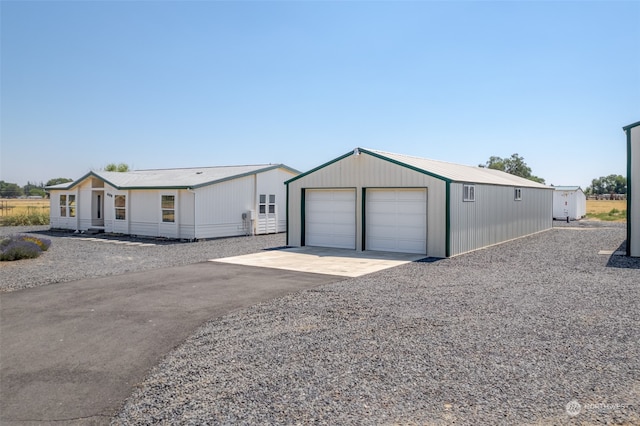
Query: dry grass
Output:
[[0, 198, 50, 216], [586, 199, 627, 222]]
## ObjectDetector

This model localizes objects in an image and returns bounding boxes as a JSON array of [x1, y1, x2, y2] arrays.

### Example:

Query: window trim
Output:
[[463, 184, 475, 202], [161, 195, 176, 223], [60, 194, 67, 217], [114, 194, 127, 221], [514, 188, 522, 201]]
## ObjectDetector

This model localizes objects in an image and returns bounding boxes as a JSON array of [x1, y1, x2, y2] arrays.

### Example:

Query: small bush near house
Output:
[[0, 235, 51, 261]]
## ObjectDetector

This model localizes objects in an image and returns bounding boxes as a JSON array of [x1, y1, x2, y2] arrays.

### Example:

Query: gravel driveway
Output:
[[2, 223, 639, 424]]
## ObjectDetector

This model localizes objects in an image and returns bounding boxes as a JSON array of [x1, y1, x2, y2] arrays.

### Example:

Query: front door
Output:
[[92, 190, 105, 227], [257, 194, 277, 234]]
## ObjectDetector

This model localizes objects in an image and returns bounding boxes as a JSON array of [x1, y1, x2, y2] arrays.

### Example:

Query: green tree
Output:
[[46, 177, 73, 186], [479, 153, 546, 184], [104, 163, 130, 172], [0, 181, 24, 198], [587, 174, 626, 195]]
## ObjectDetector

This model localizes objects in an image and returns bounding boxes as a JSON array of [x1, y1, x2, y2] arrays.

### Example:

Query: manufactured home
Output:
[[286, 148, 553, 258], [47, 164, 298, 239], [624, 120, 640, 257], [552, 186, 586, 221]]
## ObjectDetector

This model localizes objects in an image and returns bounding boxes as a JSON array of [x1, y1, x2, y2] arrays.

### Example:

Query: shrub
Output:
[[0, 234, 52, 261], [19, 235, 51, 251], [1, 212, 50, 226]]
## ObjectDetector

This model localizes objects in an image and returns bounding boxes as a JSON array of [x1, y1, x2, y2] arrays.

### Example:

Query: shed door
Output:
[[365, 188, 427, 254], [305, 189, 356, 249]]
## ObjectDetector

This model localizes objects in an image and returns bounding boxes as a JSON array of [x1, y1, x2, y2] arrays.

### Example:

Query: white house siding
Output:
[[49, 188, 78, 230], [255, 168, 296, 234], [194, 175, 256, 239], [630, 124, 640, 257], [287, 153, 447, 257], [449, 183, 552, 256]]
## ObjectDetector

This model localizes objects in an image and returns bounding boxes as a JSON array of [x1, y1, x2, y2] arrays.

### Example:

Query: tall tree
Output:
[[479, 153, 545, 184]]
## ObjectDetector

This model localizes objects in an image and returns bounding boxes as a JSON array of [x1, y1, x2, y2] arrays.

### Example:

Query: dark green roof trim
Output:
[[190, 164, 299, 189], [285, 151, 355, 184], [46, 171, 119, 191], [622, 120, 640, 131], [358, 148, 453, 183]]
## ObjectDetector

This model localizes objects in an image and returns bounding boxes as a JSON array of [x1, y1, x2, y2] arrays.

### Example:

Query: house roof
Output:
[[553, 186, 583, 191], [622, 120, 640, 131], [47, 164, 299, 190], [286, 147, 551, 189]]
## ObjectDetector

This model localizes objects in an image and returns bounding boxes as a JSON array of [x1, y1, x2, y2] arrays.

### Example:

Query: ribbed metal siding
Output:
[[631, 126, 640, 256], [449, 183, 552, 256], [287, 153, 447, 257]]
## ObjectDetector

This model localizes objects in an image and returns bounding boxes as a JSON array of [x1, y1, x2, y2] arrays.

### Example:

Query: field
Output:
[[586, 199, 627, 221], [0, 199, 50, 225]]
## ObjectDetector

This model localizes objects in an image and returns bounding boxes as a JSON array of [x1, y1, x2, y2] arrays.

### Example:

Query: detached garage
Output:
[[286, 148, 553, 258]]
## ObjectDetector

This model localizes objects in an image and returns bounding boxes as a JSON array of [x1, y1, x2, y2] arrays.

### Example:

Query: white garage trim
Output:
[[304, 188, 356, 249], [365, 188, 427, 254]]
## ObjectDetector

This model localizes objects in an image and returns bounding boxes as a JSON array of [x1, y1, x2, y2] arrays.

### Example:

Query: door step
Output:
[[87, 228, 105, 235]]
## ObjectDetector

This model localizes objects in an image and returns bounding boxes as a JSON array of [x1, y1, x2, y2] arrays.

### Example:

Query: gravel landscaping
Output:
[[0, 227, 286, 293], [2, 223, 638, 424], [107, 221, 637, 425]]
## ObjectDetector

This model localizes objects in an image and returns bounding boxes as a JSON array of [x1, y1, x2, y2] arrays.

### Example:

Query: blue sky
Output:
[[1, 1, 639, 189]]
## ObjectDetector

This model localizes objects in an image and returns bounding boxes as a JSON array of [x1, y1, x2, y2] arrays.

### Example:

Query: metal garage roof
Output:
[[47, 164, 299, 190], [286, 147, 551, 189]]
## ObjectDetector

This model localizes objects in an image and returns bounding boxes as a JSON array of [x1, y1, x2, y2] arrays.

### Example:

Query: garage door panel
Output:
[[366, 188, 427, 254], [306, 189, 356, 250]]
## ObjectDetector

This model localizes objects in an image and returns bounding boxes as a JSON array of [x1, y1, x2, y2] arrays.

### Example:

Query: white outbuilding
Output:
[[552, 186, 586, 221], [47, 164, 298, 239], [624, 120, 640, 257], [285, 148, 553, 258]]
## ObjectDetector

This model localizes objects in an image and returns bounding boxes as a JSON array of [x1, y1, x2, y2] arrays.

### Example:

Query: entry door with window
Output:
[[257, 194, 277, 234], [159, 193, 178, 238]]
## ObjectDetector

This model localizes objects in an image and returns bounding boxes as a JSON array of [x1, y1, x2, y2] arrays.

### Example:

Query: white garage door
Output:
[[366, 188, 427, 254], [305, 189, 356, 249]]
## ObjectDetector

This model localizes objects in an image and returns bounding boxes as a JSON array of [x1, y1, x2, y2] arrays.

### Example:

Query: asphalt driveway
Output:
[[0, 262, 342, 424]]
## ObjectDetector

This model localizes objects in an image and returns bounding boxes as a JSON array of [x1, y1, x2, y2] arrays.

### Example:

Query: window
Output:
[[268, 194, 276, 214], [259, 194, 266, 214], [60, 195, 67, 217], [161, 195, 175, 223], [115, 195, 126, 220], [68, 195, 76, 217], [463, 184, 475, 202], [514, 188, 522, 201]]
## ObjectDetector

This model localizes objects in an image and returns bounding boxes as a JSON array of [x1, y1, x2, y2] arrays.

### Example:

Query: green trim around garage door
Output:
[[445, 181, 451, 257], [300, 188, 306, 247], [361, 188, 367, 250]]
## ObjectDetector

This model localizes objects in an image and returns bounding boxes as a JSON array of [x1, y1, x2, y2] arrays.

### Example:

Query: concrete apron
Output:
[[211, 246, 427, 277]]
